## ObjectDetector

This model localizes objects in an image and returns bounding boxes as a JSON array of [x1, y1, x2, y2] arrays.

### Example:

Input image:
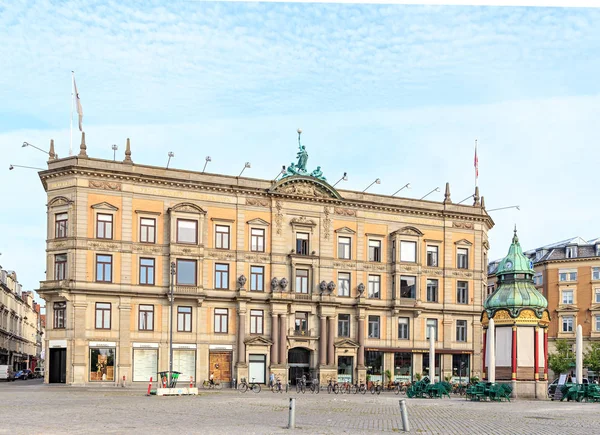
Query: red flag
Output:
[[474, 140, 479, 179]]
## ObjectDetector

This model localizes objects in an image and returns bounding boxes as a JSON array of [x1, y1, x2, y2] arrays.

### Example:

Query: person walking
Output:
[[269, 372, 275, 389]]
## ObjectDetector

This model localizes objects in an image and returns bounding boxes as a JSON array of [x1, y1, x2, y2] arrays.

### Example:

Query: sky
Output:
[[1, 1, 599, 300]]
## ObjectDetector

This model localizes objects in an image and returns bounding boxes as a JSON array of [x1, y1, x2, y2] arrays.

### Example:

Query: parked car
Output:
[[0, 365, 15, 382], [15, 369, 34, 380], [548, 377, 589, 398], [34, 367, 45, 378]]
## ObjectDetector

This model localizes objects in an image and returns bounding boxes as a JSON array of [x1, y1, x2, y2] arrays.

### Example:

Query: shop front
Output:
[[394, 352, 412, 382], [172, 344, 196, 384], [132, 343, 158, 382], [337, 356, 353, 383], [89, 341, 116, 382], [209, 344, 232, 384], [48, 339, 67, 384], [365, 351, 384, 383]]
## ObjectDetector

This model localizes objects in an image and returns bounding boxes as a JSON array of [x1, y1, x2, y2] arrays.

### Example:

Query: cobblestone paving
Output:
[[1, 380, 599, 434]]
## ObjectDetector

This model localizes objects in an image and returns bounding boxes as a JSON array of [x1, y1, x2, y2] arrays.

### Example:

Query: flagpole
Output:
[[474, 139, 478, 189], [70, 71, 74, 156]]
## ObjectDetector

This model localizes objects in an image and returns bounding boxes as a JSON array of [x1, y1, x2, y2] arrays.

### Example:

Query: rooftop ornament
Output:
[[280, 128, 327, 181]]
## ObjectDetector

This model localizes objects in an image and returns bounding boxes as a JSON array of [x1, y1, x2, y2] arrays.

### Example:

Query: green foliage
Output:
[[470, 376, 479, 384], [415, 372, 422, 381], [584, 342, 600, 374], [444, 375, 452, 382], [548, 339, 574, 376], [366, 374, 371, 382], [384, 370, 392, 381]]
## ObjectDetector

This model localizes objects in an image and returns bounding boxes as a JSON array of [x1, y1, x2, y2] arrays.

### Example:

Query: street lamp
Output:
[[166, 152, 175, 169], [392, 183, 411, 196], [458, 194, 475, 205], [362, 178, 381, 193], [9, 164, 45, 171], [111, 144, 118, 161], [487, 205, 520, 212], [169, 261, 175, 386], [239, 162, 251, 177], [420, 187, 440, 200], [202, 156, 212, 173], [273, 165, 286, 181], [22, 141, 50, 156], [332, 172, 348, 187]]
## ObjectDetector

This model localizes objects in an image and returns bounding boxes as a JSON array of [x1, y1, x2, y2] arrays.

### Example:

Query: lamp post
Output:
[[392, 183, 411, 196], [169, 261, 175, 386], [22, 141, 50, 156], [458, 194, 475, 205], [239, 162, 251, 177], [487, 205, 520, 212], [166, 152, 174, 169], [362, 178, 381, 193], [111, 144, 118, 161], [332, 172, 348, 187], [9, 164, 45, 171], [274, 165, 286, 181], [420, 187, 440, 200], [202, 156, 211, 173]]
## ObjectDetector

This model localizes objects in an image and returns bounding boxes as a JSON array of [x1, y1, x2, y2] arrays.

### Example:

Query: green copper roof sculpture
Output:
[[281, 129, 327, 181], [484, 227, 548, 318]]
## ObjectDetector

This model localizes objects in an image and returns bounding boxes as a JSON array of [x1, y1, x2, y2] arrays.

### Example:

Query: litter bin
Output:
[[158, 371, 182, 388]]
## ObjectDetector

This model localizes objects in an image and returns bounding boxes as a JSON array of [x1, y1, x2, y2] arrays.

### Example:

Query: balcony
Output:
[[288, 328, 315, 338], [39, 280, 71, 291], [173, 286, 204, 295]]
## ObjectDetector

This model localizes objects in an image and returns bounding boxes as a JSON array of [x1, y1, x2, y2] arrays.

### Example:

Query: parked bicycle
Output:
[[238, 377, 261, 393], [326, 377, 339, 394], [271, 377, 288, 393], [355, 379, 367, 394], [370, 381, 382, 395], [202, 379, 223, 389], [394, 381, 408, 395]]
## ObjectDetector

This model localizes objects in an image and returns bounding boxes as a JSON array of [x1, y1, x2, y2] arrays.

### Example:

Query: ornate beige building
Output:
[[38, 133, 493, 386]]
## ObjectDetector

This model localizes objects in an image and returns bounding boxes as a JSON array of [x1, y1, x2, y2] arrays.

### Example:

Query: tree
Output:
[[584, 342, 600, 375], [548, 339, 574, 376]]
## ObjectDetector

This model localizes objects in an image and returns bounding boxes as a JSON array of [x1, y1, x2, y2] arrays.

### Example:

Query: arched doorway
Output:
[[288, 348, 311, 385]]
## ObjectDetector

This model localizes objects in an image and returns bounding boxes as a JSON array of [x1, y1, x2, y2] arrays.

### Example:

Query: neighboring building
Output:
[[482, 229, 550, 398], [0, 267, 44, 371], [38, 132, 493, 386], [488, 236, 600, 380]]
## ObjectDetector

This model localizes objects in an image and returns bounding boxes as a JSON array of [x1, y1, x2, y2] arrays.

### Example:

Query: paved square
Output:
[[2, 381, 599, 434]]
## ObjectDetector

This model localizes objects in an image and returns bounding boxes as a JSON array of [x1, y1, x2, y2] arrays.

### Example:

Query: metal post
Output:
[[288, 398, 296, 429], [399, 399, 410, 432], [169, 261, 175, 387]]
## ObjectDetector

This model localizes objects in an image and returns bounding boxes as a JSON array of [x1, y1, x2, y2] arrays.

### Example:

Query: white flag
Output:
[[73, 76, 83, 131]]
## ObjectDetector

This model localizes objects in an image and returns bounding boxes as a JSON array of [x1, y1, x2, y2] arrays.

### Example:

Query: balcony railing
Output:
[[292, 293, 312, 301], [173, 286, 203, 295], [288, 328, 315, 337]]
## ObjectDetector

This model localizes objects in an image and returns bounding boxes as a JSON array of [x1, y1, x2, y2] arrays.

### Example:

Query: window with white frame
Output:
[[338, 272, 350, 297], [338, 236, 351, 260], [593, 267, 600, 281], [368, 275, 381, 299], [457, 281, 469, 304], [559, 270, 578, 282], [534, 273, 543, 286], [562, 290, 574, 305], [457, 248, 469, 269], [426, 279, 438, 303], [596, 315, 600, 332], [400, 241, 416, 262], [595, 288, 600, 304], [456, 320, 467, 342], [177, 219, 197, 244], [426, 245, 439, 267], [562, 316, 574, 332], [338, 314, 350, 337], [368, 315, 380, 338], [426, 319, 438, 340], [368, 240, 382, 262], [398, 317, 409, 340], [566, 246, 578, 258]]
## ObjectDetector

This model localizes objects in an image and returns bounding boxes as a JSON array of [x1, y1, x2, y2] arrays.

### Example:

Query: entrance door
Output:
[[248, 354, 266, 384], [209, 352, 232, 383], [288, 348, 310, 385], [49, 349, 66, 383]]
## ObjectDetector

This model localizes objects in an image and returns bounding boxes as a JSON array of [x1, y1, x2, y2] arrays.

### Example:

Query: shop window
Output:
[[365, 351, 384, 382], [394, 352, 412, 382], [90, 348, 115, 382], [337, 356, 353, 383], [452, 354, 470, 383]]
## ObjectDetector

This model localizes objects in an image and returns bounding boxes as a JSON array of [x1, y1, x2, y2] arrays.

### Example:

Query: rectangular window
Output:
[[566, 246, 577, 258], [177, 306, 192, 332], [456, 320, 467, 342], [214, 308, 228, 333], [368, 240, 382, 262], [398, 317, 409, 340], [140, 218, 156, 243], [457, 248, 469, 269], [294, 312, 308, 334], [338, 314, 350, 337], [562, 290, 574, 305], [95, 303, 111, 329], [559, 270, 577, 282], [53, 302, 66, 329], [400, 276, 416, 299], [250, 310, 263, 334], [250, 228, 265, 252], [139, 258, 155, 285], [562, 316, 574, 333], [457, 281, 469, 304], [96, 254, 113, 283], [368, 275, 381, 299], [295, 269, 309, 293], [400, 241, 416, 262], [426, 279, 438, 303], [392, 240, 396, 262], [89, 348, 115, 382], [338, 272, 350, 297], [296, 232, 309, 255], [426, 319, 438, 340], [534, 273, 543, 286], [54, 254, 67, 280], [215, 225, 230, 249], [596, 315, 600, 332], [426, 245, 439, 267], [96, 214, 113, 239], [55, 213, 68, 238], [595, 289, 600, 304], [368, 315, 380, 338], [138, 304, 154, 331], [176, 259, 196, 286], [593, 267, 600, 281], [215, 263, 229, 289], [338, 236, 351, 259], [176, 219, 197, 244], [250, 266, 264, 291]]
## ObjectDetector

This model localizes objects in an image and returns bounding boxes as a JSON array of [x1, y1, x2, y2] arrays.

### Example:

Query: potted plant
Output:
[[470, 376, 479, 385], [415, 372, 422, 382], [384, 370, 393, 389]]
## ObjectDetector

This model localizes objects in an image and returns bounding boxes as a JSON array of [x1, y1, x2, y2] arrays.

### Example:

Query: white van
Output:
[[0, 365, 15, 381]]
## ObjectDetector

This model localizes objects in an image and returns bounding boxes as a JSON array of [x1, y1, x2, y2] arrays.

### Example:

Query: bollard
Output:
[[122, 375, 126, 388], [147, 377, 153, 396], [190, 376, 194, 388], [287, 397, 296, 429], [399, 399, 410, 432]]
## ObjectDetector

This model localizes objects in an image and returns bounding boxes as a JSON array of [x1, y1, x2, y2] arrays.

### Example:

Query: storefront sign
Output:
[[133, 342, 159, 348], [173, 344, 196, 349], [89, 341, 116, 348], [209, 344, 232, 351], [49, 339, 67, 348]]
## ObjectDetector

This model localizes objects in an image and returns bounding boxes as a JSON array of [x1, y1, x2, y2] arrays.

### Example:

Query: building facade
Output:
[[38, 133, 493, 386], [488, 236, 600, 380], [0, 267, 44, 371]]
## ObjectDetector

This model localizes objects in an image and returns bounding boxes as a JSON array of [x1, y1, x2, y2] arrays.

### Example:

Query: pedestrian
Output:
[[209, 372, 214, 386], [269, 372, 275, 388]]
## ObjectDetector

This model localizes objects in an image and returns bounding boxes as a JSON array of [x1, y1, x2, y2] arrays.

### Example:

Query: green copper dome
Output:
[[484, 228, 548, 317]]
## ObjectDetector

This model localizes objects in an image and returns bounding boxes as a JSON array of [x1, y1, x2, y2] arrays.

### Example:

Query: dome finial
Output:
[[513, 224, 519, 243]]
